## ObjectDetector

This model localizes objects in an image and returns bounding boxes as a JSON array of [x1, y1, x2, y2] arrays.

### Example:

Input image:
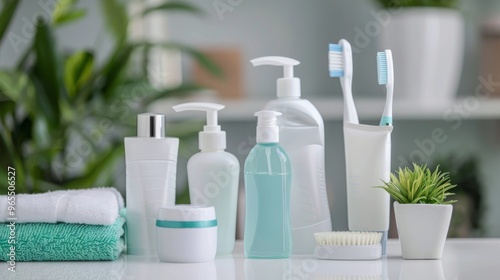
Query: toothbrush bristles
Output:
[[314, 231, 382, 246], [329, 44, 343, 52], [377, 52, 388, 85], [328, 44, 344, 77]]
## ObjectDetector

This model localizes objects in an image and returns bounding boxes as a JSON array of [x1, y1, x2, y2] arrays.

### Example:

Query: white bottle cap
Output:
[[172, 102, 226, 151], [250, 56, 301, 98], [157, 205, 216, 222], [254, 110, 282, 143]]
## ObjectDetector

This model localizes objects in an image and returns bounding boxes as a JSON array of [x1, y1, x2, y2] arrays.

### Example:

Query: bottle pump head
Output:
[[172, 102, 226, 151], [254, 110, 282, 143], [250, 56, 301, 98]]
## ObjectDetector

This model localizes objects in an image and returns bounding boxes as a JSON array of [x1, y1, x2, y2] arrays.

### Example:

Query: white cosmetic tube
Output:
[[125, 113, 179, 255], [344, 123, 392, 254]]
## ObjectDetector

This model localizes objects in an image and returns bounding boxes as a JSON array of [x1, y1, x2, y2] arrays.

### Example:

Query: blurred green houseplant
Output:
[[375, 0, 458, 8], [431, 156, 484, 236], [0, 0, 219, 193]]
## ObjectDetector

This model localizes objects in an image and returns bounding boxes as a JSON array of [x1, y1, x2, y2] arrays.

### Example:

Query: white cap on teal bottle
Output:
[[254, 110, 281, 143]]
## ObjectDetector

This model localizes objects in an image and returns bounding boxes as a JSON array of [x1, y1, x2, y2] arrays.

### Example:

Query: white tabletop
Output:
[[3, 239, 500, 279]]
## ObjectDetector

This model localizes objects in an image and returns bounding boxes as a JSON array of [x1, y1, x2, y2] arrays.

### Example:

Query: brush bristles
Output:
[[329, 44, 344, 77], [314, 231, 383, 246], [329, 44, 343, 52], [315, 275, 382, 280], [377, 52, 388, 85], [314, 274, 382, 280]]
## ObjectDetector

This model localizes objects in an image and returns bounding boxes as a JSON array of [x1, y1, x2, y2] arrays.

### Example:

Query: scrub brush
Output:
[[314, 231, 383, 260], [329, 40, 359, 124], [376, 50, 394, 126]]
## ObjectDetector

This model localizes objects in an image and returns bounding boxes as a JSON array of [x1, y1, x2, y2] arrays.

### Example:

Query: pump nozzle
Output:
[[254, 110, 282, 143], [250, 56, 301, 98], [172, 102, 226, 151]]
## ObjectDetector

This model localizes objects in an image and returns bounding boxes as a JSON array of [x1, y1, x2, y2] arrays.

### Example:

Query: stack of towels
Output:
[[0, 187, 125, 261]]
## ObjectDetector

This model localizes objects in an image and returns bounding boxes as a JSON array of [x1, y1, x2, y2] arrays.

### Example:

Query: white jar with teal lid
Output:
[[156, 205, 217, 263]]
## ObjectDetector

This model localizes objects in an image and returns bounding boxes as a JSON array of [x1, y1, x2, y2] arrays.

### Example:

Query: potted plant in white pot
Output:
[[376, 0, 464, 106], [377, 164, 457, 259]]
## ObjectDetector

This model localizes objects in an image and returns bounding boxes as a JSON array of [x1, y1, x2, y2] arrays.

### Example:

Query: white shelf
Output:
[[150, 97, 500, 122]]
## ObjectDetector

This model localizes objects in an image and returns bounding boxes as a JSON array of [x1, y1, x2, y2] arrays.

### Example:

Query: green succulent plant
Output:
[[377, 163, 457, 204], [375, 0, 458, 9]]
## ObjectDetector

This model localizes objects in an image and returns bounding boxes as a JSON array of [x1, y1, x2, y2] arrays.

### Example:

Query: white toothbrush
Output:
[[329, 39, 359, 124], [377, 50, 394, 126]]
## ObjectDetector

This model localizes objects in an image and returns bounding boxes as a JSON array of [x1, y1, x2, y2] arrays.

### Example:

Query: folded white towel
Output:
[[0, 187, 124, 225]]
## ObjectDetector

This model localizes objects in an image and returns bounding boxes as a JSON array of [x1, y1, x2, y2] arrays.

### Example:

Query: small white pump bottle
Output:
[[172, 102, 240, 255], [251, 56, 332, 254]]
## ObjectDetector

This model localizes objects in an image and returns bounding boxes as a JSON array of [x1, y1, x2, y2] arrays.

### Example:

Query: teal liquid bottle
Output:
[[244, 110, 292, 258]]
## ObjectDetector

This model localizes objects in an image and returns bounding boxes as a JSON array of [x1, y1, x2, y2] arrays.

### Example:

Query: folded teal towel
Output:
[[0, 217, 125, 261]]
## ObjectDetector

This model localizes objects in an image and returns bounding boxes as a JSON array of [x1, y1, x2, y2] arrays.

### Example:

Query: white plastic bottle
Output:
[[251, 56, 332, 254], [124, 113, 179, 255], [172, 102, 240, 255]]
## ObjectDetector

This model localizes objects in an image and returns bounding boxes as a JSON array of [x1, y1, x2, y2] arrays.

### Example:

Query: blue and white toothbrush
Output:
[[376, 50, 394, 126], [329, 39, 359, 124]]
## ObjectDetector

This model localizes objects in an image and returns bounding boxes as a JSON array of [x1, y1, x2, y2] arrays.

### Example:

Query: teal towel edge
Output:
[[0, 217, 125, 261]]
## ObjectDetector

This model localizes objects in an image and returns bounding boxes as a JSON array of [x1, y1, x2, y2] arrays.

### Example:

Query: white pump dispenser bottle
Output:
[[251, 56, 332, 254], [172, 102, 240, 255]]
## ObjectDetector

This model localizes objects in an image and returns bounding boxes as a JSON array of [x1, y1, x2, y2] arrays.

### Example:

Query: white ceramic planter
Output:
[[379, 8, 464, 106], [394, 202, 452, 260]]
